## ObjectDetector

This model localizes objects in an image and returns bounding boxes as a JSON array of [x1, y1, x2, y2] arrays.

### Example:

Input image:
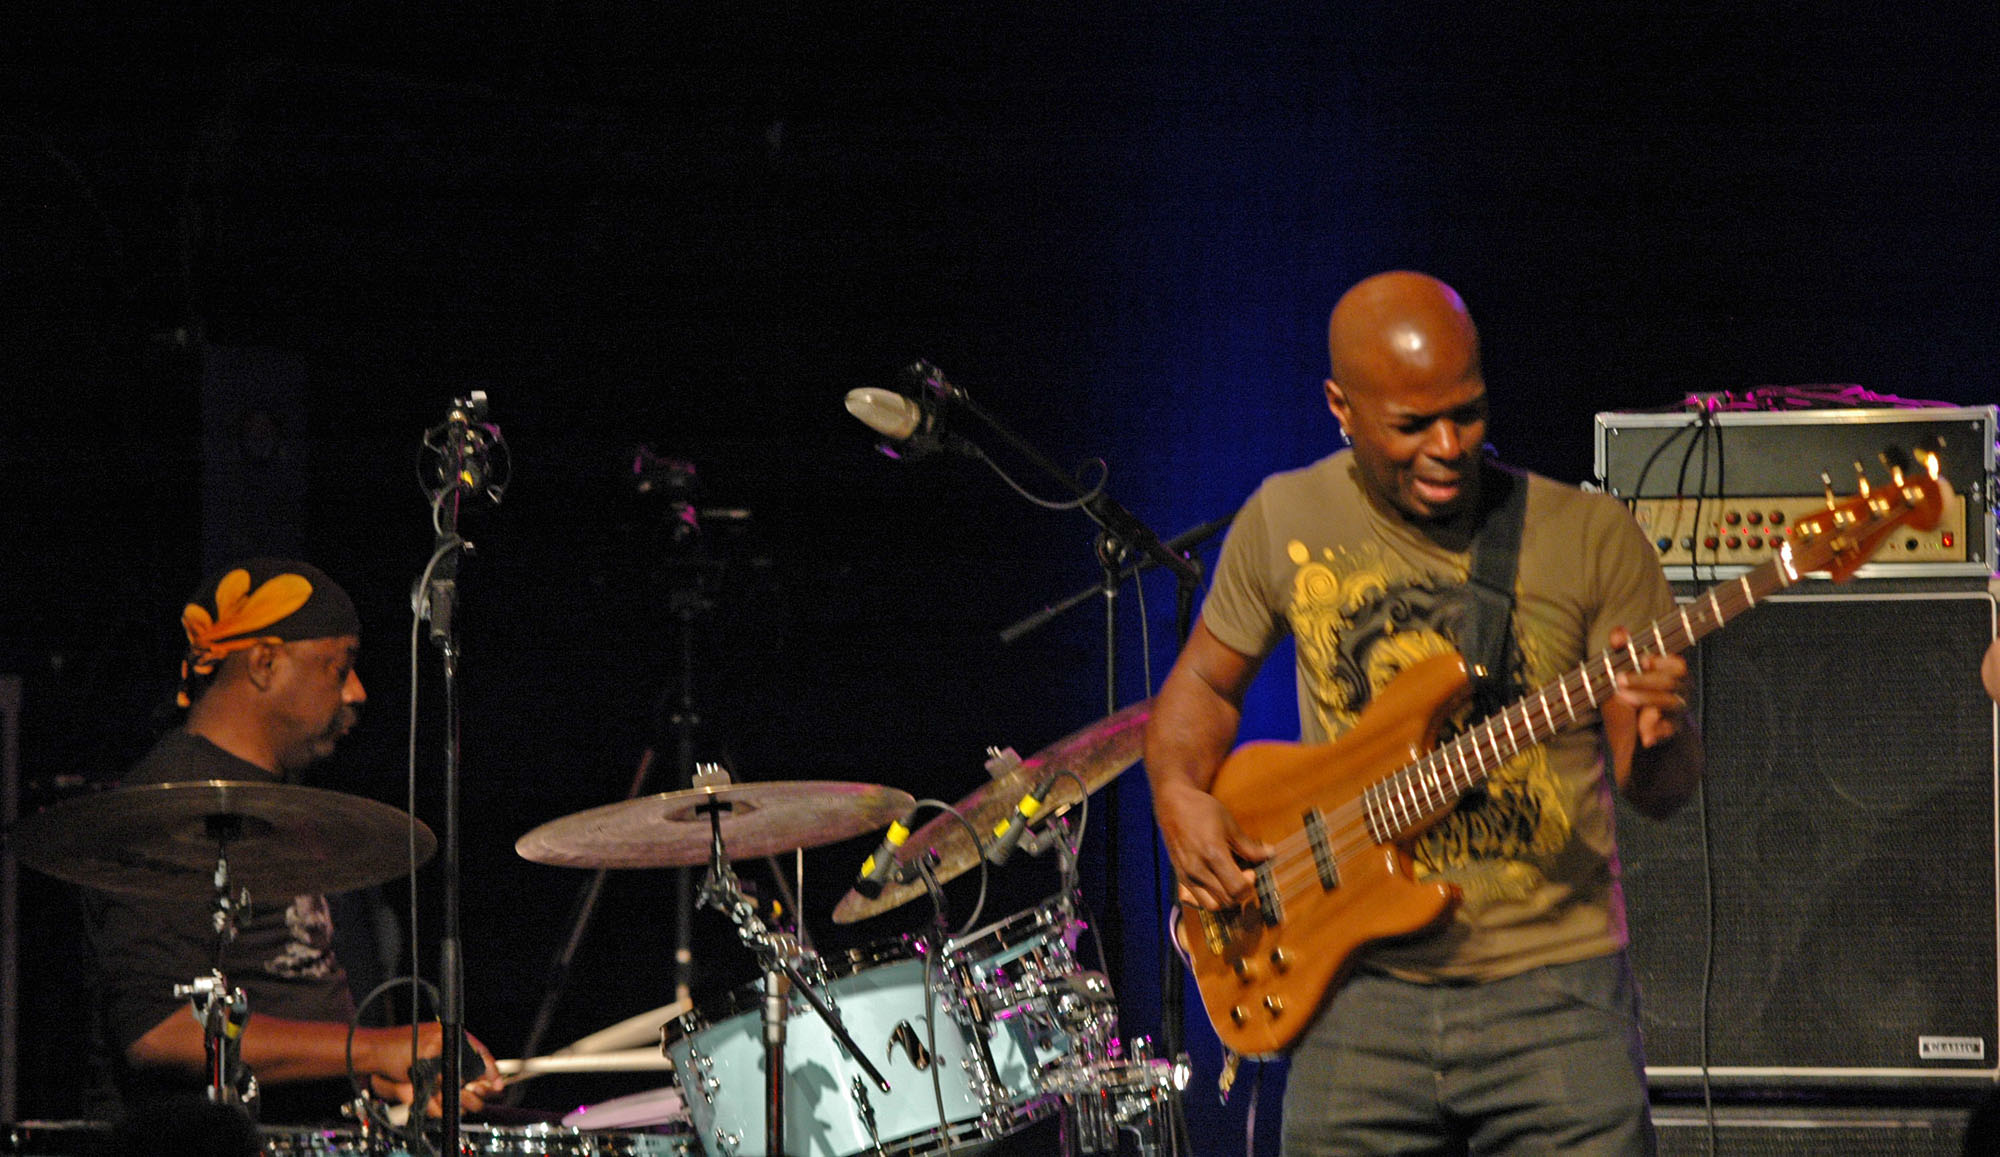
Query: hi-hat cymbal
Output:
[[10, 779, 436, 900], [832, 698, 1152, 924], [515, 781, 917, 870]]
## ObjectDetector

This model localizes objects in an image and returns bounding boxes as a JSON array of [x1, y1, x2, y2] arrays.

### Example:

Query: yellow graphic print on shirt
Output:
[[1285, 540, 1570, 906]]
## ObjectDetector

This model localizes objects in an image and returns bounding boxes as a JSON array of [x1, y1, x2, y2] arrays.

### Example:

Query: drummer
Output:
[[80, 557, 504, 1124]]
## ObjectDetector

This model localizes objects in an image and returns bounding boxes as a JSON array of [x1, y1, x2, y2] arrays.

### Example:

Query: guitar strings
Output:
[[1199, 472, 1919, 939], [1249, 582, 1756, 909]]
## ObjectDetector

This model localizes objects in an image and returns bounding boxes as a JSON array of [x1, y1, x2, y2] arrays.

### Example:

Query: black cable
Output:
[[905, 796, 984, 1153], [345, 975, 443, 1156]]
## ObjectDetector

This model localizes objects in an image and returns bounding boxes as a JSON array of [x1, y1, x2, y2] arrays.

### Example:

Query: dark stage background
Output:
[[5, 3, 1999, 1152]]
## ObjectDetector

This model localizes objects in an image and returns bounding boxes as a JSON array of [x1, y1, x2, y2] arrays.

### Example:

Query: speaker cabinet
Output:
[[1617, 589, 1999, 1089], [1651, 1105, 1973, 1156]]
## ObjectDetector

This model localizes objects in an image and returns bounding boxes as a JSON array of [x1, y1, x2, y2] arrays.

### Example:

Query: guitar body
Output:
[[1184, 651, 1473, 1056]]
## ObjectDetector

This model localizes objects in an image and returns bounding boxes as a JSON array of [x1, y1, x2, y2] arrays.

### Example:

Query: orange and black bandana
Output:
[[178, 558, 361, 707]]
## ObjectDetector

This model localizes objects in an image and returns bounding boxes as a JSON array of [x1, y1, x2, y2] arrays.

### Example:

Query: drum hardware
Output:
[[176, 968, 257, 1113], [688, 770, 894, 1157], [848, 1075, 881, 1154], [257, 1121, 697, 1155], [677, 1031, 719, 1102], [1042, 1037, 1191, 1157]]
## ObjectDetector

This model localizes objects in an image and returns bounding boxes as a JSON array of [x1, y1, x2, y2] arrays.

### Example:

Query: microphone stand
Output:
[[999, 515, 1232, 644], [415, 393, 501, 1157], [900, 362, 1201, 999]]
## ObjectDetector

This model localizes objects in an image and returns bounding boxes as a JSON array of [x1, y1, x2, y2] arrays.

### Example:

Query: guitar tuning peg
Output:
[[1821, 472, 1837, 508], [1852, 461, 1871, 498], [1879, 446, 1913, 488]]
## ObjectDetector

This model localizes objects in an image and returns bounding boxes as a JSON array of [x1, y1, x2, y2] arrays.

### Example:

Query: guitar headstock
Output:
[[1786, 444, 1948, 582]]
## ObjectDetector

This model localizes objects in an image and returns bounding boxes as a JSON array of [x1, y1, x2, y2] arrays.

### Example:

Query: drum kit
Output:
[[8, 702, 1188, 1157]]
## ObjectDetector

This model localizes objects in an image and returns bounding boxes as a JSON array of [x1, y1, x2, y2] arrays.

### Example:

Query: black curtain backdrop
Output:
[[6, 4, 1998, 1151]]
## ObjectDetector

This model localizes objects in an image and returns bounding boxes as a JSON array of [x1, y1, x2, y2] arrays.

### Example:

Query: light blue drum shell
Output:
[[665, 956, 1000, 1157]]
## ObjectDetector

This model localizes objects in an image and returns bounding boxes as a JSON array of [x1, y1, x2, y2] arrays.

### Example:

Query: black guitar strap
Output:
[[1462, 458, 1528, 721]]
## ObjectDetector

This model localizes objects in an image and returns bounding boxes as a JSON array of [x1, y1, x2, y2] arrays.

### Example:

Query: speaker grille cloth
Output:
[[1618, 593, 1998, 1079]]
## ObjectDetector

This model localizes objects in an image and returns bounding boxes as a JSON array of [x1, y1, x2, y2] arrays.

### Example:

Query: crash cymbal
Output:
[[515, 781, 917, 870], [832, 698, 1152, 924], [10, 780, 436, 900]]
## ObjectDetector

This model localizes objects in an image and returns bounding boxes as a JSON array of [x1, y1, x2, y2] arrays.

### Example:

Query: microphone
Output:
[[844, 387, 937, 443], [852, 808, 920, 900], [986, 774, 1061, 867]]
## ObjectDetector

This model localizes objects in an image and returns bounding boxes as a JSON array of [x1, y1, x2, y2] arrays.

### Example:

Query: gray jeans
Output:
[[1280, 952, 1655, 1156]]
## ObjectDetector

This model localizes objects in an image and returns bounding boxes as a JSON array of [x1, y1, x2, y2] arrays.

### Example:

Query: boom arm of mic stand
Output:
[[948, 391, 1201, 589], [999, 513, 1233, 644]]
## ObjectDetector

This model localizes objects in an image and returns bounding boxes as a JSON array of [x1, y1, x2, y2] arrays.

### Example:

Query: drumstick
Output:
[[552, 999, 694, 1056], [495, 1048, 678, 1077]]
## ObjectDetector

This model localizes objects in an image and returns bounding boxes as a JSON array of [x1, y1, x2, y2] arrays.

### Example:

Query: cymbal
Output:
[[832, 698, 1152, 924], [10, 779, 437, 900], [515, 781, 918, 870]]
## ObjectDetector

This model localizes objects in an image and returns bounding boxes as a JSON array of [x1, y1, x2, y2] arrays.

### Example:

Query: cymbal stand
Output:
[[177, 819, 256, 1113], [1022, 796, 1191, 1157], [914, 853, 1013, 1147], [693, 785, 890, 1157]]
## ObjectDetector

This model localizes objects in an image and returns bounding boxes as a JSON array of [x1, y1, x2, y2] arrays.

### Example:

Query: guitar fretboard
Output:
[[1359, 544, 1805, 844]]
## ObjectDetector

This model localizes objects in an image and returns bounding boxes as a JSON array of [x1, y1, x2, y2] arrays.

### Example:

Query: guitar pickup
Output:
[[1253, 862, 1282, 926], [1303, 809, 1340, 891], [1196, 908, 1228, 956]]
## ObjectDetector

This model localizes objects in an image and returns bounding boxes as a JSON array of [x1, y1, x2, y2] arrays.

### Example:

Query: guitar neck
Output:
[[1362, 550, 1801, 844]]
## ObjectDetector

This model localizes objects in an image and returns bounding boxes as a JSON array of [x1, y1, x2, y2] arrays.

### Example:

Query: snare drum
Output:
[[260, 1123, 691, 1155], [663, 948, 1048, 1157]]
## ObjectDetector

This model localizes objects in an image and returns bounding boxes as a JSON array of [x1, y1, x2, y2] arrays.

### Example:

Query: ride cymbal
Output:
[[10, 779, 436, 900], [516, 780, 917, 870]]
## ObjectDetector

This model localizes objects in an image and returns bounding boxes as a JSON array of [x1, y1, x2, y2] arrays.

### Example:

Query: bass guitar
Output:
[[1184, 448, 1948, 1056]]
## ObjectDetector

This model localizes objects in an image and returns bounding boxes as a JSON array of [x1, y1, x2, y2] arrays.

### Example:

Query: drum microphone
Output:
[[986, 774, 1061, 867], [852, 807, 920, 900]]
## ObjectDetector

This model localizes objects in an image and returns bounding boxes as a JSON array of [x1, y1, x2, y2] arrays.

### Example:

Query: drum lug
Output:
[[850, 1073, 884, 1152], [686, 1037, 719, 1102]]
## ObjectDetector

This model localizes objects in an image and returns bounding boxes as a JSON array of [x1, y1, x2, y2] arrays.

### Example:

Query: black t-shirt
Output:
[[83, 730, 359, 1122]]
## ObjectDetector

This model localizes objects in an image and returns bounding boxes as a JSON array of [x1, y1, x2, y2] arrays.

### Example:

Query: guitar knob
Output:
[[1230, 1006, 1249, 1027], [1269, 948, 1292, 973], [1263, 995, 1285, 1019], [1231, 957, 1258, 981]]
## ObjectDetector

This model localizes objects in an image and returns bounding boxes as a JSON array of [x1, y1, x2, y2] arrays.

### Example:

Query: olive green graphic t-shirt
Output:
[[1201, 450, 1674, 981]]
